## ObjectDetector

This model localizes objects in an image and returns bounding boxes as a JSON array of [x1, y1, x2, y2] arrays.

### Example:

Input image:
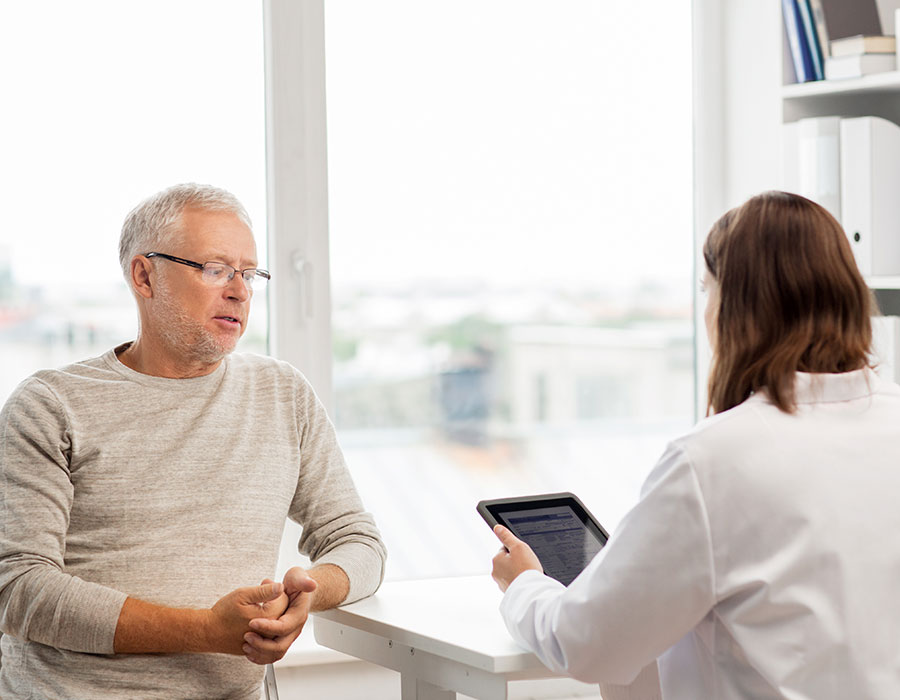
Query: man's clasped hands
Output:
[[208, 567, 318, 665]]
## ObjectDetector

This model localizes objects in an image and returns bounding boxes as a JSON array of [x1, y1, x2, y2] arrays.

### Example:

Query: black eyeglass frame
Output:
[[144, 252, 271, 285]]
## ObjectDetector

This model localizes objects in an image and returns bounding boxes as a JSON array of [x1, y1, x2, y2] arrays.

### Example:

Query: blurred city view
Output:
[[0, 263, 132, 402], [333, 280, 692, 435], [329, 278, 693, 580]]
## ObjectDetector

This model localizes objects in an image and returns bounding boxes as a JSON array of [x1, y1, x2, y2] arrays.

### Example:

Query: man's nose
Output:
[[224, 273, 252, 301]]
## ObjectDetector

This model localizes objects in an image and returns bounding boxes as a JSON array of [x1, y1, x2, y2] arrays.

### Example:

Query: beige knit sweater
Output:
[[0, 345, 386, 698]]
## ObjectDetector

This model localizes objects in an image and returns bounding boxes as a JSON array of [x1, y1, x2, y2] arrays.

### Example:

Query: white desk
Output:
[[313, 575, 571, 700]]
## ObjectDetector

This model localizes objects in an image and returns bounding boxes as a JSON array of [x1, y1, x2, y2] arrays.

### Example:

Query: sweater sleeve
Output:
[[288, 378, 387, 604], [0, 379, 127, 654], [499, 442, 715, 686]]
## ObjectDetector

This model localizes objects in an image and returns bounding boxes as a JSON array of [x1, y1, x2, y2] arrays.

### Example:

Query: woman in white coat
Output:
[[491, 191, 900, 700]]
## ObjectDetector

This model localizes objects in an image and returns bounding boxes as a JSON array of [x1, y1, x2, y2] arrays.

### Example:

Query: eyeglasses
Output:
[[144, 252, 271, 289]]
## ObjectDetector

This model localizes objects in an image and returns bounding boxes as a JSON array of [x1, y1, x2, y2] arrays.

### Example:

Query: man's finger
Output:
[[242, 636, 286, 665], [290, 579, 317, 594], [246, 582, 285, 604], [284, 569, 318, 594], [248, 609, 306, 637], [244, 631, 289, 652], [247, 617, 285, 636]]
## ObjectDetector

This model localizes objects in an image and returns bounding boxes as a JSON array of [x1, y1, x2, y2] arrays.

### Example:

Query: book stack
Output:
[[783, 0, 900, 82], [825, 34, 896, 79]]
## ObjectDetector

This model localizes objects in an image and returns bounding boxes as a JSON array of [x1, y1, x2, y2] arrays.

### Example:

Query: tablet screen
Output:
[[479, 493, 608, 586]]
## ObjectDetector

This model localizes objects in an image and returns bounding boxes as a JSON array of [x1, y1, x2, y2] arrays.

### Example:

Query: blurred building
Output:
[[505, 323, 693, 428]]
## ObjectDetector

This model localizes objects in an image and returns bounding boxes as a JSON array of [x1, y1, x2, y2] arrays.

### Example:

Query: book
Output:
[[808, 1, 899, 60], [783, 20, 798, 84], [825, 52, 896, 79], [831, 34, 896, 56], [808, 0, 831, 57], [783, 0, 817, 82], [819, 0, 883, 41], [798, 0, 825, 79]]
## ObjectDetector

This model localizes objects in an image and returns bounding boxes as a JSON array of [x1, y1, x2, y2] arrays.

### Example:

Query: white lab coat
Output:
[[500, 369, 900, 699]]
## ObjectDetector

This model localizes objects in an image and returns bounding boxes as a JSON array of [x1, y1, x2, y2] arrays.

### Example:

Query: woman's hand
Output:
[[491, 524, 543, 592]]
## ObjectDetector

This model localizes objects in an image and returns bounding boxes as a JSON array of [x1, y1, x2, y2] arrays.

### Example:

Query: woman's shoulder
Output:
[[680, 394, 770, 442], [663, 395, 777, 476]]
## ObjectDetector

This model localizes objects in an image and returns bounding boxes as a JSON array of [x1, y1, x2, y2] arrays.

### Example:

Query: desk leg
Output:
[[400, 675, 457, 700]]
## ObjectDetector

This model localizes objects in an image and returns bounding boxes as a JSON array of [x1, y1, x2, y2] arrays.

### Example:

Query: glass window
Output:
[[0, 1, 267, 404], [324, 1, 695, 579]]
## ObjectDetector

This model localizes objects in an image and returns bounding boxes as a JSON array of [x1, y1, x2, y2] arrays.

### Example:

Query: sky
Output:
[[1, 0, 693, 296], [324, 0, 694, 291], [0, 1, 267, 290]]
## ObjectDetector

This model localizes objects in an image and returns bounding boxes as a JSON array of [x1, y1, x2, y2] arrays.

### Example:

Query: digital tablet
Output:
[[477, 492, 609, 586]]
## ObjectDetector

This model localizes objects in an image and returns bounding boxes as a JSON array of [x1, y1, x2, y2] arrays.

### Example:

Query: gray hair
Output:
[[118, 183, 253, 281]]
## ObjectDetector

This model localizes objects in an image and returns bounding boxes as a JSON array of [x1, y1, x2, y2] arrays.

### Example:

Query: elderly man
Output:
[[0, 183, 386, 698]]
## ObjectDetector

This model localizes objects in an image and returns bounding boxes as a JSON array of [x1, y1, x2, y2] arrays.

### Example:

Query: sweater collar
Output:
[[103, 342, 229, 388]]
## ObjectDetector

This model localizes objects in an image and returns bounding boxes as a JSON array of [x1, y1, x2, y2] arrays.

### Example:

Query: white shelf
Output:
[[783, 71, 900, 99], [867, 276, 900, 290], [779, 26, 900, 305]]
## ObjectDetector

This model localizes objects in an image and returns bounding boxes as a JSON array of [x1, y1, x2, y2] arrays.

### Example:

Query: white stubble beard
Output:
[[153, 278, 240, 366]]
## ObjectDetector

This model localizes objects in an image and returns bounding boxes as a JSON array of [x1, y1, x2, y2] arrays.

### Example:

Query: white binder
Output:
[[781, 116, 841, 221], [839, 116, 900, 276]]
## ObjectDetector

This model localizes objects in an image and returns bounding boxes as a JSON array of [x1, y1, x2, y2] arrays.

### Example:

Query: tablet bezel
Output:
[[477, 491, 609, 584]]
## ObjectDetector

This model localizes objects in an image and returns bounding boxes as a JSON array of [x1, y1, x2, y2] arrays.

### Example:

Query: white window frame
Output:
[[692, 0, 726, 416], [264, 0, 334, 410]]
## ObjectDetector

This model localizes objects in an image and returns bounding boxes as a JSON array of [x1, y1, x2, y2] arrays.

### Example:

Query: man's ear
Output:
[[130, 256, 155, 299]]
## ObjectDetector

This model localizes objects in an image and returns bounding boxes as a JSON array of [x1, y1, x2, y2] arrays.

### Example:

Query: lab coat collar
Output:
[[792, 368, 884, 405]]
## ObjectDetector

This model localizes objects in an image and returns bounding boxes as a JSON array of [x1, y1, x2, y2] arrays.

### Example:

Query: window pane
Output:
[[325, 1, 694, 579], [0, 1, 267, 403]]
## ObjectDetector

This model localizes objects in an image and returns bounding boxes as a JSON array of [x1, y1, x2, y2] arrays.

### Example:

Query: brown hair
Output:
[[703, 191, 874, 415]]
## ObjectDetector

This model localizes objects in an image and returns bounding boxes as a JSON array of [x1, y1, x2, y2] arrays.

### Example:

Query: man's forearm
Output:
[[308, 564, 350, 611], [114, 598, 212, 654], [114, 581, 286, 655]]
